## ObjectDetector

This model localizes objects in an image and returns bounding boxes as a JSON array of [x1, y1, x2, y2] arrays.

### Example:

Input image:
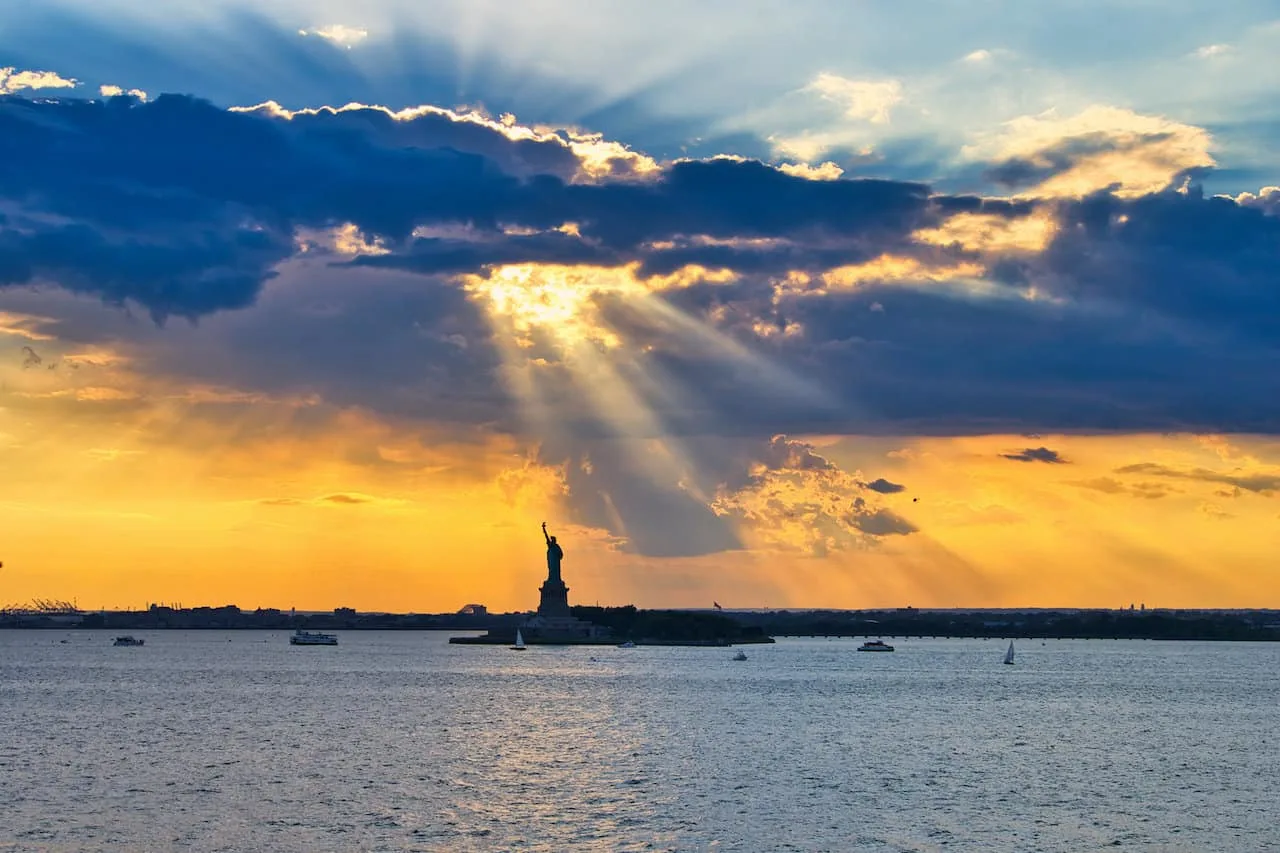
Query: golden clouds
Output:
[[495, 456, 569, 509], [913, 209, 1058, 254], [461, 262, 736, 351], [0, 67, 77, 93], [814, 255, 985, 291], [562, 130, 661, 180], [0, 311, 57, 341], [99, 84, 148, 100], [966, 105, 1215, 198], [296, 223, 391, 256], [777, 161, 845, 181], [462, 264, 641, 350]]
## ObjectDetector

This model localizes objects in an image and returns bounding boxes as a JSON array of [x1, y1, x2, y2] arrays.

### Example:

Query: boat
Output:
[[289, 629, 338, 646], [112, 636, 144, 647], [732, 649, 748, 661], [510, 629, 527, 651], [617, 641, 636, 649], [857, 639, 895, 652], [1003, 640, 1015, 665]]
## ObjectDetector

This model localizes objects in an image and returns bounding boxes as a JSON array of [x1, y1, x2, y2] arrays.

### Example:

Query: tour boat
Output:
[[112, 636, 144, 647], [732, 649, 748, 661], [617, 641, 636, 649], [856, 639, 895, 652], [289, 629, 338, 646]]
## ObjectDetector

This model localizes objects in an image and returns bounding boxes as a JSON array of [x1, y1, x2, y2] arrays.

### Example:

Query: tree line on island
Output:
[[4, 601, 1279, 641]]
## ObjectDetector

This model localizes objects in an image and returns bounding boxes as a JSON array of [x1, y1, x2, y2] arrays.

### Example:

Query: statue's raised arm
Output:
[[542, 521, 551, 545]]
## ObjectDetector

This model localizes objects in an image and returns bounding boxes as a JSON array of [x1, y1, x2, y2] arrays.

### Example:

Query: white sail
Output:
[[1003, 640, 1015, 664], [514, 629, 526, 649]]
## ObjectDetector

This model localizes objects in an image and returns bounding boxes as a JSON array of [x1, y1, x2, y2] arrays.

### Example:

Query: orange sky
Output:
[[3, 304, 1277, 613]]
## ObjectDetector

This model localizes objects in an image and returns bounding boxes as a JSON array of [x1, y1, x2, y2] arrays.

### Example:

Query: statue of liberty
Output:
[[542, 521, 564, 583]]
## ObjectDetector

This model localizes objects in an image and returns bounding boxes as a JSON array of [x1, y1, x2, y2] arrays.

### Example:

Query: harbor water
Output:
[[2, 632, 1277, 852]]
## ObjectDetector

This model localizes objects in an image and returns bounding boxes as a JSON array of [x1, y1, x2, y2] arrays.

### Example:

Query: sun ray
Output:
[[630, 295, 831, 408], [461, 261, 840, 538]]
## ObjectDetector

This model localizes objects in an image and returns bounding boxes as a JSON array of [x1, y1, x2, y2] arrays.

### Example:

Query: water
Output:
[[2, 632, 1278, 852]]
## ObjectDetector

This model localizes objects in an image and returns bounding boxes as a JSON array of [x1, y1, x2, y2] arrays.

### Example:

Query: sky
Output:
[[1, 0, 1279, 613]]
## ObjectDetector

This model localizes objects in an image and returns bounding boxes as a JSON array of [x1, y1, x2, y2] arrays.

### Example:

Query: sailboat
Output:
[[510, 629, 527, 651], [1003, 640, 1015, 665]]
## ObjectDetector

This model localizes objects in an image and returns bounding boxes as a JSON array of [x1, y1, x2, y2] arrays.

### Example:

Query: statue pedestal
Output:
[[538, 579, 570, 617], [519, 562, 612, 643]]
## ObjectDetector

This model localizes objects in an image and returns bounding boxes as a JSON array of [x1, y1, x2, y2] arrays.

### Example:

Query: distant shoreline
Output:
[[3, 605, 1278, 642]]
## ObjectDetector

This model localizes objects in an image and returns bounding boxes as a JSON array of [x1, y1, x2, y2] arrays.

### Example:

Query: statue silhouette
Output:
[[542, 521, 564, 583]]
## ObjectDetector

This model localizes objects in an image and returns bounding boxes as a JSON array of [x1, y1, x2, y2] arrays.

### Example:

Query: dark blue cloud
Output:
[[1041, 186, 1280, 342], [0, 93, 955, 320], [1, 89, 1279, 439], [0, 220, 289, 321]]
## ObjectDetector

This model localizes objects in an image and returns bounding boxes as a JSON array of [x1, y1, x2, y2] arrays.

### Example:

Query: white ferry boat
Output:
[[856, 639, 895, 652], [289, 629, 338, 646]]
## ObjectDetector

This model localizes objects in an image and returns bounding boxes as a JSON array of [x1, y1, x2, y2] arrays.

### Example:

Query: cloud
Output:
[[2, 91, 1280, 444], [777, 161, 845, 181], [803, 74, 904, 124], [1114, 463, 1280, 495], [0, 67, 77, 94], [1234, 186, 1280, 214], [321, 493, 373, 504], [970, 106, 1215, 198], [260, 492, 407, 507], [1000, 447, 1067, 464], [1192, 44, 1232, 59], [0, 311, 56, 341], [1199, 502, 1233, 520], [766, 74, 906, 161], [710, 435, 917, 556], [99, 85, 148, 101], [1035, 186, 1280, 345], [863, 477, 905, 493], [853, 507, 917, 536], [522, 434, 919, 559], [1071, 477, 1177, 499], [0, 93, 967, 325], [298, 25, 369, 48]]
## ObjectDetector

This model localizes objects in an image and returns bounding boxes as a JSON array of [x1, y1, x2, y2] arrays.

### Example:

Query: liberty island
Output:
[[449, 523, 612, 645], [445, 524, 771, 646]]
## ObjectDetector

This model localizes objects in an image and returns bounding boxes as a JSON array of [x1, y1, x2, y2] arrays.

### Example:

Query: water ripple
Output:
[[1, 632, 1278, 851]]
